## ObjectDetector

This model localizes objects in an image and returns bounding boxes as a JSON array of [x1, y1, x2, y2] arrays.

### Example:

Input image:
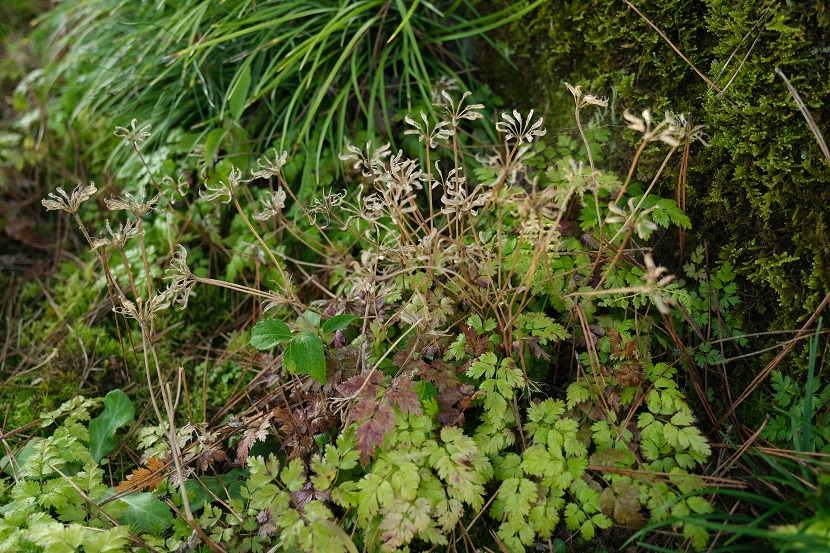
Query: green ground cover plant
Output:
[[3, 84, 739, 551], [1, 84, 711, 550]]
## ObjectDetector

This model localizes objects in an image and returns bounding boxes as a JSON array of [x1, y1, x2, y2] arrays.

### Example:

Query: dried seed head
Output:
[[307, 188, 346, 227], [105, 188, 161, 218], [606, 197, 659, 240], [161, 175, 190, 201], [429, 76, 460, 104], [496, 109, 546, 144], [262, 284, 293, 313], [623, 110, 684, 148], [42, 181, 97, 214], [644, 254, 674, 287], [164, 245, 196, 309], [253, 188, 287, 221], [643, 253, 675, 314], [93, 218, 140, 250], [565, 82, 609, 109], [251, 149, 288, 180], [200, 166, 243, 204], [476, 143, 534, 187], [114, 119, 152, 149], [339, 141, 391, 178], [434, 90, 485, 128], [404, 112, 453, 149]]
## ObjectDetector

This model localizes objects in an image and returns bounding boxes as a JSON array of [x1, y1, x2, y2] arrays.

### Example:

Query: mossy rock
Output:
[[478, 0, 830, 331]]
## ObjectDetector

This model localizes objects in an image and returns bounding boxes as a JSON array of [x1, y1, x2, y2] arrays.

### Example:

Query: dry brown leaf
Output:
[[115, 457, 166, 493]]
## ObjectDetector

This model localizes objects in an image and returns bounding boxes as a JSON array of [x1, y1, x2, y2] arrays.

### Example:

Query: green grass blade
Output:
[[801, 318, 822, 456], [387, 0, 421, 44]]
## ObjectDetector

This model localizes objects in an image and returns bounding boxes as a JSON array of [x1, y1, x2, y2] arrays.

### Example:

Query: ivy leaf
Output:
[[321, 314, 358, 334], [250, 319, 292, 350], [284, 331, 326, 384], [88, 390, 134, 462], [185, 469, 248, 511]]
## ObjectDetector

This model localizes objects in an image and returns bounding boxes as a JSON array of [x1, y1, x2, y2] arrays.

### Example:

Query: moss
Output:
[[478, 0, 830, 331]]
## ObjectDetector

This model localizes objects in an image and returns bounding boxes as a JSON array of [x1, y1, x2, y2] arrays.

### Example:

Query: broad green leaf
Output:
[[1, 438, 40, 477], [284, 331, 326, 384], [228, 63, 251, 120], [203, 127, 228, 166], [88, 390, 135, 462], [250, 319, 292, 350], [298, 309, 322, 329], [321, 314, 358, 334], [111, 491, 173, 534]]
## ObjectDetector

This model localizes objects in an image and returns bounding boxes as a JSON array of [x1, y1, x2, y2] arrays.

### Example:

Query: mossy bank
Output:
[[480, 0, 830, 331]]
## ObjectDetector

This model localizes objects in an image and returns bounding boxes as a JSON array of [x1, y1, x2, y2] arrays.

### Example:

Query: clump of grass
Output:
[[31, 0, 543, 182]]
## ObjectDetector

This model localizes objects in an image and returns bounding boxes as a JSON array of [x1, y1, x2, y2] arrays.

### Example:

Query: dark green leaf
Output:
[[112, 491, 173, 534], [298, 309, 322, 329], [228, 63, 251, 120], [250, 319, 292, 350], [414, 381, 437, 402], [88, 390, 135, 462], [185, 469, 249, 511], [321, 314, 358, 334], [284, 331, 326, 384], [204, 128, 228, 166]]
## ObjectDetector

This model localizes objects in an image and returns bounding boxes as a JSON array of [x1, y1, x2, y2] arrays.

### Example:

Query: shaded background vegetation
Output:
[[480, 0, 830, 332]]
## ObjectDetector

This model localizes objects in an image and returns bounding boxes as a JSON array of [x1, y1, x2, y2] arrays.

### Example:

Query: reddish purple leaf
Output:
[[354, 403, 396, 465], [385, 377, 422, 416]]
